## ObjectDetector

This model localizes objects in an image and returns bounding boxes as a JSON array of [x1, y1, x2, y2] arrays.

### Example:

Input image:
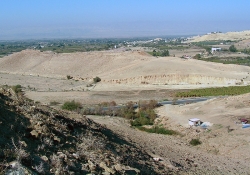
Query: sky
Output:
[[1, 0, 250, 40]]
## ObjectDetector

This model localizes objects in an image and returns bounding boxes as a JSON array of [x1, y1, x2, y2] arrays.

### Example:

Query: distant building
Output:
[[211, 47, 221, 53]]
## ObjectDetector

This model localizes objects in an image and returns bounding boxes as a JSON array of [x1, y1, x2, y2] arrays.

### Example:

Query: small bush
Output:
[[93, 76, 101, 83], [193, 54, 201, 59], [12, 84, 22, 93], [66, 75, 73, 80], [131, 116, 153, 126], [50, 101, 60, 106], [189, 139, 202, 146], [137, 126, 178, 135], [62, 100, 81, 111], [139, 100, 158, 110], [229, 45, 237, 52], [100, 101, 117, 107]]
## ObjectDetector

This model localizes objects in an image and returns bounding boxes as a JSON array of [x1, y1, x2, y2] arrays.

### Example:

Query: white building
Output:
[[188, 118, 201, 126], [211, 47, 221, 53]]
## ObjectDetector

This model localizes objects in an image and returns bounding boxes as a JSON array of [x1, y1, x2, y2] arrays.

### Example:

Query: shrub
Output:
[[189, 139, 202, 146], [131, 116, 153, 126], [161, 50, 169, 56], [62, 100, 81, 111], [66, 75, 73, 79], [229, 45, 237, 52], [100, 101, 117, 107], [12, 84, 22, 93], [139, 100, 158, 110], [193, 54, 201, 59], [136, 109, 156, 122], [93, 76, 101, 83], [50, 101, 60, 106], [117, 102, 135, 119], [136, 126, 178, 135]]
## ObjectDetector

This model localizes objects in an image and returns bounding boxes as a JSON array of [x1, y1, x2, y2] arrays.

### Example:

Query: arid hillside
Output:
[[0, 49, 250, 86], [0, 86, 170, 174], [189, 30, 250, 42]]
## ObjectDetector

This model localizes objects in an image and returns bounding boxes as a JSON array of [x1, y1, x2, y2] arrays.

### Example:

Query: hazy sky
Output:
[[1, 0, 250, 40]]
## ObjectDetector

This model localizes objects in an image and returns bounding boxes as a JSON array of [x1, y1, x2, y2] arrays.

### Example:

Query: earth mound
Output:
[[1, 49, 250, 86]]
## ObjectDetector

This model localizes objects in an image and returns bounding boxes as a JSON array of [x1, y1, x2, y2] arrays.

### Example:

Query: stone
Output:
[[30, 130, 39, 138], [41, 156, 48, 162], [19, 141, 27, 147], [5, 161, 37, 175], [99, 162, 115, 174], [54, 136, 61, 143], [72, 153, 79, 159], [114, 164, 123, 171], [88, 160, 96, 171]]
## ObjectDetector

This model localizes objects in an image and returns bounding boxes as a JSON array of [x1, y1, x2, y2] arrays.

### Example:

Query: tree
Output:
[[161, 50, 169, 56], [193, 54, 201, 59], [229, 45, 237, 52], [152, 49, 157, 56]]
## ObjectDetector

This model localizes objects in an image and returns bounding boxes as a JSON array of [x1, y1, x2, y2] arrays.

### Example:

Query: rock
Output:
[[57, 152, 66, 159], [30, 130, 39, 138], [69, 171, 75, 175], [124, 170, 138, 175], [41, 156, 48, 162], [55, 170, 60, 175], [114, 164, 123, 171], [72, 153, 79, 159], [99, 162, 115, 174], [153, 157, 161, 161], [5, 161, 37, 175], [54, 136, 61, 143], [88, 160, 96, 171], [102, 172, 110, 175], [19, 141, 27, 147]]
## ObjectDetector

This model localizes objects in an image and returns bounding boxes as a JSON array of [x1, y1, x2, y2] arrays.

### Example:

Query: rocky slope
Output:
[[0, 86, 172, 174]]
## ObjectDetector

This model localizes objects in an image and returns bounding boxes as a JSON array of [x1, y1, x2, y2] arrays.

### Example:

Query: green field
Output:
[[175, 85, 250, 97]]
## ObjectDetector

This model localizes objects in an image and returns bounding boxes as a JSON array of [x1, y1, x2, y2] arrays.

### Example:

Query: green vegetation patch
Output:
[[193, 40, 231, 46], [175, 85, 250, 97], [148, 49, 169, 57], [136, 126, 178, 135], [12, 84, 22, 93], [195, 56, 250, 66], [189, 139, 202, 146], [50, 101, 60, 106], [62, 100, 81, 111], [229, 45, 237, 52]]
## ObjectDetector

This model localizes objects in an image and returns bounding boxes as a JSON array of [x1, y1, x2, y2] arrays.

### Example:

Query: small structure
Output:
[[211, 47, 221, 53], [181, 55, 191, 59], [188, 118, 201, 126]]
